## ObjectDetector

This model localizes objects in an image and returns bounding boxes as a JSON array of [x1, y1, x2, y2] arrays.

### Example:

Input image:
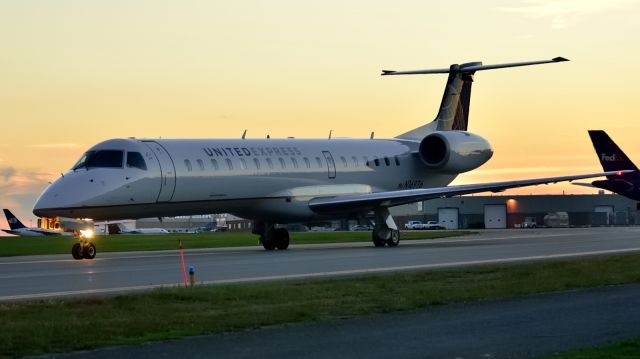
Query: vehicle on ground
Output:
[[350, 224, 372, 231], [423, 221, 445, 230], [522, 217, 537, 228], [405, 221, 426, 230], [33, 56, 625, 259]]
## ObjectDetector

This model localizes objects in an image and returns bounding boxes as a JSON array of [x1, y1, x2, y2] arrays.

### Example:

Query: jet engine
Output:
[[418, 131, 493, 173]]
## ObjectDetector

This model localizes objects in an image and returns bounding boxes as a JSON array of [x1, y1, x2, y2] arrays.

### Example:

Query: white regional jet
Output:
[[106, 223, 169, 235], [2, 209, 72, 236], [33, 57, 626, 259]]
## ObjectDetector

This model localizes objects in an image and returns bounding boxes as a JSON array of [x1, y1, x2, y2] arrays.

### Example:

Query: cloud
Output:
[[29, 143, 85, 149], [0, 166, 16, 181], [498, 0, 635, 29], [0, 167, 56, 231]]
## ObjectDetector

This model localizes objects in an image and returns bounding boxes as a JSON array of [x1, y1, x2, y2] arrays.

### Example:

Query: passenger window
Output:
[[210, 159, 219, 170], [197, 159, 205, 171], [363, 156, 369, 167], [266, 158, 274, 169], [253, 158, 261, 170], [340, 156, 347, 168], [126, 152, 147, 170], [184, 159, 192, 172], [303, 157, 311, 168], [384, 157, 390, 166], [395, 156, 400, 166], [279, 158, 286, 169], [291, 157, 299, 169], [226, 158, 233, 170], [316, 157, 323, 168], [374, 158, 380, 166], [239, 158, 247, 170], [351, 156, 358, 167]]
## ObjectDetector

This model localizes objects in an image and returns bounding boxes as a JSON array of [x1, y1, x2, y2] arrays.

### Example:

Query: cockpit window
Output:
[[72, 150, 124, 170], [126, 152, 147, 170]]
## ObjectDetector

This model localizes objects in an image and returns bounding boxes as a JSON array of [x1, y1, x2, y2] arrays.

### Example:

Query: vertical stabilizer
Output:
[[588, 130, 638, 177], [3, 209, 26, 230]]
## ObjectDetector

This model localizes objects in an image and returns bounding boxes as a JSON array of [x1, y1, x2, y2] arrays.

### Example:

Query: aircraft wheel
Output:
[[386, 230, 400, 247], [71, 243, 83, 260], [83, 243, 96, 259], [275, 228, 290, 250], [261, 235, 276, 250], [372, 229, 388, 247]]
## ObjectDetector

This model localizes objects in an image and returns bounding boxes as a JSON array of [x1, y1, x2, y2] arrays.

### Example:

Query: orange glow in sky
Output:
[[1, 0, 640, 228]]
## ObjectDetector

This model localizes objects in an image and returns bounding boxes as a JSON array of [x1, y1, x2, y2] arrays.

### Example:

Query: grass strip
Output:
[[546, 338, 640, 358], [0, 230, 470, 256], [2, 252, 640, 356]]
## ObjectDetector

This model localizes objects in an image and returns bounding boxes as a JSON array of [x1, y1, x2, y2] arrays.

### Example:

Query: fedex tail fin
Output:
[[3, 209, 27, 230], [588, 130, 638, 176], [384, 57, 569, 140]]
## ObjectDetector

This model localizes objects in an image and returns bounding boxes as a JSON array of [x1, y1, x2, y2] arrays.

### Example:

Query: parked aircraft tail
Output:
[[384, 57, 569, 140], [3, 209, 26, 230], [588, 130, 638, 178]]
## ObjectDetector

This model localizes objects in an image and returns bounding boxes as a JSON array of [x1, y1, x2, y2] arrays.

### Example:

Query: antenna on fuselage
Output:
[[370, 132, 375, 139], [241, 130, 247, 139], [328, 130, 333, 139]]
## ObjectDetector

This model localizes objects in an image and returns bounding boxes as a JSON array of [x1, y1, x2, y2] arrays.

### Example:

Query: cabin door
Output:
[[143, 141, 176, 202], [322, 151, 336, 179]]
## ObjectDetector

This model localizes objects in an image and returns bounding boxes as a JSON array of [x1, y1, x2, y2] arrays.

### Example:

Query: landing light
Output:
[[79, 229, 95, 239]]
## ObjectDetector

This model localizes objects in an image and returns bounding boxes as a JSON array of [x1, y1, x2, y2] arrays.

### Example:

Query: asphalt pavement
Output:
[[2, 227, 640, 301]]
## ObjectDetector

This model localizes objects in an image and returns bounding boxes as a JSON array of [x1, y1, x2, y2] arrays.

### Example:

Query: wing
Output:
[[309, 171, 631, 214]]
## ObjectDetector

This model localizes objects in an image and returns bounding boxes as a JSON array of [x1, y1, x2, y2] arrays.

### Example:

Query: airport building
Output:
[[392, 193, 638, 229]]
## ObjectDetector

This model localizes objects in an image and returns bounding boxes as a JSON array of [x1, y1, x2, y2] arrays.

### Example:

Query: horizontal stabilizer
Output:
[[382, 57, 568, 76]]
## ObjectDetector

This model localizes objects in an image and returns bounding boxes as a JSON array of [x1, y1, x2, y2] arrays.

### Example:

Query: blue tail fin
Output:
[[588, 130, 638, 178], [3, 209, 26, 230]]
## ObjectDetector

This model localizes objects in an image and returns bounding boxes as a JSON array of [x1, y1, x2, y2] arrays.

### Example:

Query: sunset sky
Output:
[[1, 0, 640, 230]]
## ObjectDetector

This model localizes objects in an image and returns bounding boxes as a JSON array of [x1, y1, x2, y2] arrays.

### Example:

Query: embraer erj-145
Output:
[[2, 209, 72, 236], [571, 130, 640, 200], [106, 223, 169, 235], [33, 57, 628, 259]]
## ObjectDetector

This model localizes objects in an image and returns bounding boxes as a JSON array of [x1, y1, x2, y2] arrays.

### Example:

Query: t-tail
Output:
[[588, 130, 638, 178], [3, 209, 27, 230], [383, 57, 569, 140]]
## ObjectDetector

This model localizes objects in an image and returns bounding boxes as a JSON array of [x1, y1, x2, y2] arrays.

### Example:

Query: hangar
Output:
[[393, 193, 638, 229]]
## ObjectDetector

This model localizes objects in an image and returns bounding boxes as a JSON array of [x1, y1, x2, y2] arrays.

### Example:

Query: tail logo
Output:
[[8, 218, 17, 224], [601, 153, 626, 162]]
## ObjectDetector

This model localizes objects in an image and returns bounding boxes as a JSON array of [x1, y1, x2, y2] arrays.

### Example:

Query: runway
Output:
[[2, 227, 640, 301]]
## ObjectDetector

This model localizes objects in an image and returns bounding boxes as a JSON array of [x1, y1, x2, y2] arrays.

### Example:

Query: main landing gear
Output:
[[71, 240, 96, 260], [371, 208, 400, 248], [253, 222, 290, 250]]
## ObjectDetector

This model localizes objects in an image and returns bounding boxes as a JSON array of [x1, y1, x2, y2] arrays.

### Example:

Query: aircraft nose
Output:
[[33, 183, 60, 218]]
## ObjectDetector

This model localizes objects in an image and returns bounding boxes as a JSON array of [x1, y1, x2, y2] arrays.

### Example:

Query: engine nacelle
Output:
[[418, 131, 493, 173]]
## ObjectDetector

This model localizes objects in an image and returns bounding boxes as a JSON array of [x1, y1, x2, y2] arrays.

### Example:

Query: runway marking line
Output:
[[2, 247, 640, 302]]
